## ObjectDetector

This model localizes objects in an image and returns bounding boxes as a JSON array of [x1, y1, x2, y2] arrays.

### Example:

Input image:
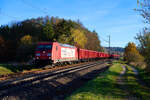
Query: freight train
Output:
[[35, 42, 119, 64]]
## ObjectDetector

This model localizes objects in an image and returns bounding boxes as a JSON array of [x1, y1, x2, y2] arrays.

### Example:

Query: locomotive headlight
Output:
[[36, 53, 41, 56], [47, 53, 51, 56]]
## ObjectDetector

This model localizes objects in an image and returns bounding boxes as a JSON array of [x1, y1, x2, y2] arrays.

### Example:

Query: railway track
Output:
[[0, 60, 110, 97], [0, 60, 102, 81]]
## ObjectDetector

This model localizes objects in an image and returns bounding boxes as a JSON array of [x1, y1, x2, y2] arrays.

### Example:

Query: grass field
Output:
[[0, 65, 13, 75], [0, 63, 36, 75], [0, 64, 17, 75], [137, 68, 150, 87], [65, 61, 150, 100], [65, 62, 126, 100]]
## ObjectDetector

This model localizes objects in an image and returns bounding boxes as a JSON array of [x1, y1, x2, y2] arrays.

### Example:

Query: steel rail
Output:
[[0, 60, 109, 96]]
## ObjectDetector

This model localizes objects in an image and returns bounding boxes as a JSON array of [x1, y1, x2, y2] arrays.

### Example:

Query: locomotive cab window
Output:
[[36, 45, 52, 51]]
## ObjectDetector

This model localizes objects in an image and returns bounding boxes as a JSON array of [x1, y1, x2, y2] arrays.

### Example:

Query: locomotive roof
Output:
[[37, 42, 76, 48], [59, 43, 76, 48]]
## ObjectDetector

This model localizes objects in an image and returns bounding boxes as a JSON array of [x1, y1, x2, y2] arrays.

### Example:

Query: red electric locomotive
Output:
[[35, 42, 78, 64]]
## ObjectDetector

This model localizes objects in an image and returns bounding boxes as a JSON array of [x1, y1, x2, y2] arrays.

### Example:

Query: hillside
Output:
[[105, 47, 124, 55]]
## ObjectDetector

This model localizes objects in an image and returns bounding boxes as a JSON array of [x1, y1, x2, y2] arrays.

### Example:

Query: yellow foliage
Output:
[[71, 28, 87, 48], [125, 42, 138, 54], [124, 42, 144, 63], [20, 35, 32, 45]]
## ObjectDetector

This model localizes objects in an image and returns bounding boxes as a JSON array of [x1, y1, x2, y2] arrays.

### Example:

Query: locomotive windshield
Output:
[[36, 45, 52, 51]]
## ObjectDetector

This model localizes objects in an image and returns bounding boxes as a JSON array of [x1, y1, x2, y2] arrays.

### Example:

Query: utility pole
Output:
[[108, 35, 111, 55]]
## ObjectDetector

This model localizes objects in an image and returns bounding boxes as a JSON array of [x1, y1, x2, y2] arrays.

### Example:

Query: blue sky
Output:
[[0, 0, 145, 47]]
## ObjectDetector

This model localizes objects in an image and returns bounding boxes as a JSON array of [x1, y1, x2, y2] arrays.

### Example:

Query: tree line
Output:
[[0, 16, 102, 62]]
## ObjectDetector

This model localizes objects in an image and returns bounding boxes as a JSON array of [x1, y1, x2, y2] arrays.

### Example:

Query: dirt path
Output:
[[117, 66, 126, 88], [131, 66, 148, 87], [117, 66, 138, 100], [117, 65, 150, 100], [130, 66, 138, 75]]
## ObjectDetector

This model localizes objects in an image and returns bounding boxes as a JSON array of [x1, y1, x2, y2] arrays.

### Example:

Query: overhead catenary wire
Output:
[[20, 0, 48, 14], [100, 36, 109, 43], [0, 8, 18, 20], [0, 0, 49, 20]]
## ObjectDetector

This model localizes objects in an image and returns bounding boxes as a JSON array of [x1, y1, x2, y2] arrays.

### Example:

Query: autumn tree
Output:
[[85, 30, 102, 51], [0, 36, 4, 47], [124, 42, 144, 63], [137, 0, 150, 24], [42, 19, 55, 41], [136, 0, 150, 70], [136, 29, 150, 70], [56, 19, 74, 44], [71, 28, 87, 48], [0, 36, 5, 61], [20, 35, 32, 45], [16, 35, 34, 61]]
